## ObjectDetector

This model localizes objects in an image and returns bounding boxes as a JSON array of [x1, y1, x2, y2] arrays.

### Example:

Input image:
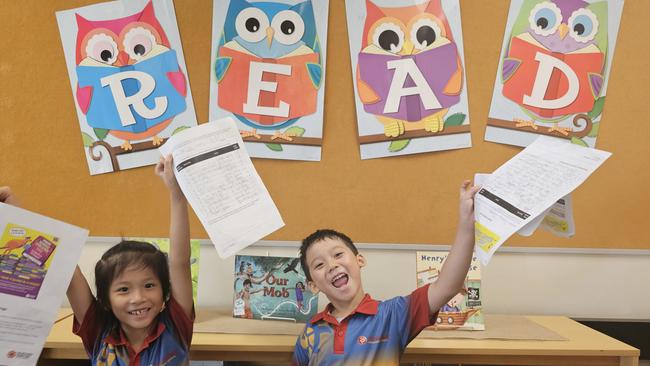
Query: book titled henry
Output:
[[416, 251, 484, 330], [233, 255, 318, 323]]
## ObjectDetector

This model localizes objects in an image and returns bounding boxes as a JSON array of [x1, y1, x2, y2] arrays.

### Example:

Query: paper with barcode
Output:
[[474, 136, 610, 265], [160, 118, 284, 258]]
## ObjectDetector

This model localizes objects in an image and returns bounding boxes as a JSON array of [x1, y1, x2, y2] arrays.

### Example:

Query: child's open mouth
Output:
[[128, 308, 151, 316], [331, 273, 349, 288]]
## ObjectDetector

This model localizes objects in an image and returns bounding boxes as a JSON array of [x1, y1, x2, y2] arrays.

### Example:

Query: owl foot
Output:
[[383, 119, 405, 137], [120, 141, 133, 151], [151, 136, 164, 146], [548, 126, 572, 136], [423, 114, 444, 133], [270, 131, 296, 142], [240, 129, 261, 139], [514, 118, 538, 130]]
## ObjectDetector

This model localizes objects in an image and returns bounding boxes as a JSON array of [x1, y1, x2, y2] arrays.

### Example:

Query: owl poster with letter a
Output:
[[486, 0, 624, 148], [56, 0, 197, 175], [209, 0, 329, 161], [346, 0, 471, 159]]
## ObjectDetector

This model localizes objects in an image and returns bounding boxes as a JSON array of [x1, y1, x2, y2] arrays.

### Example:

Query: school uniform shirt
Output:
[[73, 296, 194, 366], [292, 284, 436, 366]]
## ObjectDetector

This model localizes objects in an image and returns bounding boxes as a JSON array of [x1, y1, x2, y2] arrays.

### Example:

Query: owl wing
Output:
[[75, 83, 93, 115], [166, 68, 187, 97], [356, 64, 380, 104], [502, 58, 521, 83], [306, 62, 322, 89], [588, 73, 604, 98], [443, 55, 464, 96]]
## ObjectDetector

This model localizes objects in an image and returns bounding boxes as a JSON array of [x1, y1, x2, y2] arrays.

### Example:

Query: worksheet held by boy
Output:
[[0, 203, 88, 366], [159, 118, 284, 258], [474, 136, 611, 265]]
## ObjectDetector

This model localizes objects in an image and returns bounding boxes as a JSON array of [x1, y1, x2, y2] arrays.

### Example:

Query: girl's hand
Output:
[[459, 180, 480, 228], [155, 155, 183, 199], [0, 186, 19, 206]]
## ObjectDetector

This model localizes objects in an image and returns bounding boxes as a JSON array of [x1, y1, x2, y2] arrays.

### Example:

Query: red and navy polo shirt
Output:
[[73, 296, 194, 366], [292, 284, 436, 366]]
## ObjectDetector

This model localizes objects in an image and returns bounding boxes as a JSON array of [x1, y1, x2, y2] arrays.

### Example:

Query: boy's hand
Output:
[[155, 155, 184, 199], [458, 180, 480, 228], [0, 186, 19, 206]]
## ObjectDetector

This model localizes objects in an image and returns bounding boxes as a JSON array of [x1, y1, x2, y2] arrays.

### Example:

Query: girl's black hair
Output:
[[94, 240, 170, 336]]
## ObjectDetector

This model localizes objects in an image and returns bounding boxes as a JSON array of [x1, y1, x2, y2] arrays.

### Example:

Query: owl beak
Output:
[[266, 27, 274, 48], [115, 50, 131, 66], [558, 23, 569, 40], [401, 39, 415, 56]]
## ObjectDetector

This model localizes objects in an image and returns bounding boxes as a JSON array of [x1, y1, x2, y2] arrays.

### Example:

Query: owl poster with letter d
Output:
[[346, 0, 471, 159], [485, 0, 624, 148], [56, 0, 197, 175], [210, 0, 329, 161]]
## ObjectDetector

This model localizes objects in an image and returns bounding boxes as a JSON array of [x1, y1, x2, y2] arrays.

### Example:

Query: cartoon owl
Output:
[[501, 0, 607, 133], [356, 0, 463, 138], [75, 1, 187, 150], [215, 0, 322, 140]]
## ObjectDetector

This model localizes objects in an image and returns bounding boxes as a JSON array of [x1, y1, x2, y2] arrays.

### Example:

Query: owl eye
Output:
[[85, 33, 118, 65], [235, 7, 270, 43], [567, 8, 598, 43], [372, 22, 404, 54], [410, 18, 442, 50], [123, 27, 157, 60], [529, 1, 562, 36], [271, 10, 305, 45]]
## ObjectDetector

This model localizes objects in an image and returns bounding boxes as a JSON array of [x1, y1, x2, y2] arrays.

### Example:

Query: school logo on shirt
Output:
[[357, 335, 390, 345], [357, 336, 367, 345]]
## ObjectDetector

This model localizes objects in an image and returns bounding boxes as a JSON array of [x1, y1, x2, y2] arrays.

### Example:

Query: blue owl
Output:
[[215, 0, 322, 138]]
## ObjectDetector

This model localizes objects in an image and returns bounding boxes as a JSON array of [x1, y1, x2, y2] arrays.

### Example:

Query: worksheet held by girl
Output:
[[159, 118, 284, 258], [0, 203, 88, 366]]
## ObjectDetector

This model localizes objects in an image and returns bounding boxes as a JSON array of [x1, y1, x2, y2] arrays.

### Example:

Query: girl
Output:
[[65, 156, 194, 365]]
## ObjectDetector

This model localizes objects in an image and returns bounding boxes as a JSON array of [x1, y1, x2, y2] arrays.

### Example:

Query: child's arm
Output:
[[156, 156, 193, 319], [66, 266, 94, 322], [428, 180, 480, 314], [0, 186, 19, 205]]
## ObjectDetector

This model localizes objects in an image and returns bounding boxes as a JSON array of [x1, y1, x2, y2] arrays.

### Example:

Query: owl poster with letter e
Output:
[[346, 0, 471, 159], [485, 0, 624, 148], [56, 0, 197, 175], [209, 0, 329, 161]]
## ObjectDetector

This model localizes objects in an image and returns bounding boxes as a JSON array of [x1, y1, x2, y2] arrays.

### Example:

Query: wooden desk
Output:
[[42, 311, 639, 365]]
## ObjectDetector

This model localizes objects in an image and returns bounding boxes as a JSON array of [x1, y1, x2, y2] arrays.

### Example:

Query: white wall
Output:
[[72, 238, 650, 320]]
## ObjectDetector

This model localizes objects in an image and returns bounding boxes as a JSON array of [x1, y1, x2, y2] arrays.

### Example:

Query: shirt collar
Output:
[[105, 319, 166, 348], [310, 293, 379, 325]]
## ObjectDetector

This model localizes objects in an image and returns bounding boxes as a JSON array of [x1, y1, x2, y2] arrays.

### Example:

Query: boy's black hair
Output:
[[243, 279, 252, 287], [94, 240, 170, 336], [299, 229, 358, 282]]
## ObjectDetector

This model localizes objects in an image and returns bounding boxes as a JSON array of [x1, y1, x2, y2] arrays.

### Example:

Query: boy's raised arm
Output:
[[66, 266, 94, 323], [428, 180, 480, 314], [156, 156, 193, 319]]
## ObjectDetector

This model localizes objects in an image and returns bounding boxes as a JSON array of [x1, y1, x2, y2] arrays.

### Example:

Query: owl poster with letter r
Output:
[[346, 0, 471, 159], [485, 0, 624, 148], [209, 0, 329, 161], [56, 0, 197, 175]]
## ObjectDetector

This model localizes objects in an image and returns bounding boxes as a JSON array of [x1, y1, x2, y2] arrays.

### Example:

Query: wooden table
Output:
[[42, 311, 639, 365]]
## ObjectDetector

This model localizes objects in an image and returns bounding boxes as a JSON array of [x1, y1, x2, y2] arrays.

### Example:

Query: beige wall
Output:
[[73, 238, 650, 320]]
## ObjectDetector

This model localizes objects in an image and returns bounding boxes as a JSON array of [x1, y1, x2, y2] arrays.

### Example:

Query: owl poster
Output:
[[346, 0, 471, 159], [209, 0, 330, 161], [485, 0, 624, 148], [56, 0, 198, 175]]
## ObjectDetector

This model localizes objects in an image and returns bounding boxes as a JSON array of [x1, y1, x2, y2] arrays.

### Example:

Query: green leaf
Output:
[[93, 128, 109, 141], [571, 137, 588, 147], [285, 126, 305, 137], [266, 143, 283, 152], [81, 132, 95, 147], [173, 126, 190, 135], [587, 97, 605, 120], [587, 122, 600, 138], [444, 113, 466, 127], [388, 139, 410, 152]]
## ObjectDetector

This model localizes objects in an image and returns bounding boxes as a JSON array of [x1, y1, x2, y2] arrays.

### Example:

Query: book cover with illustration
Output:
[[0, 224, 59, 299], [416, 251, 484, 330], [233, 255, 318, 322]]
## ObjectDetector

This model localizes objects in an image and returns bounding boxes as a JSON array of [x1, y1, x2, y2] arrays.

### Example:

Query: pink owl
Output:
[[74, 1, 187, 150], [356, 0, 464, 138]]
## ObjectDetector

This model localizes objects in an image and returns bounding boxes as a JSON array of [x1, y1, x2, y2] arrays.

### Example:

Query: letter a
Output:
[[384, 58, 441, 114]]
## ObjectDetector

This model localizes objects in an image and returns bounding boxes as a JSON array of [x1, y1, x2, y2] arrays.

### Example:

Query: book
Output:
[[416, 251, 484, 330], [502, 33, 604, 118], [217, 41, 319, 125], [233, 255, 318, 322]]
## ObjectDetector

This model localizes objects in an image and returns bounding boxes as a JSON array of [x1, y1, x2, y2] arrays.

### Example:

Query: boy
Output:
[[292, 181, 479, 365]]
